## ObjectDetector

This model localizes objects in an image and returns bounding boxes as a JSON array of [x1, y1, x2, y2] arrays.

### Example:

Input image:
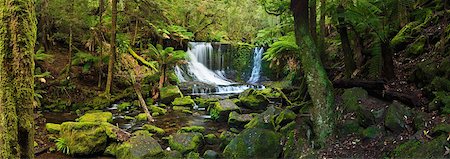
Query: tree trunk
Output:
[[318, 0, 326, 61], [381, 41, 395, 80], [309, 0, 318, 43], [40, 0, 49, 51], [134, 84, 154, 123], [159, 65, 166, 90], [291, 0, 335, 147], [105, 0, 117, 95], [0, 0, 37, 158], [337, 5, 356, 78], [98, 0, 104, 88]]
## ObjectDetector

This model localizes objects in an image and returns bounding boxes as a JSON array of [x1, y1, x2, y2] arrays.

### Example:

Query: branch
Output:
[[128, 47, 158, 71]]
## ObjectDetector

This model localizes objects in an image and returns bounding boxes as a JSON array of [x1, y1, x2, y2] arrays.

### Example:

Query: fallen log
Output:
[[333, 79, 385, 90], [370, 89, 424, 108], [134, 83, 155, 123]]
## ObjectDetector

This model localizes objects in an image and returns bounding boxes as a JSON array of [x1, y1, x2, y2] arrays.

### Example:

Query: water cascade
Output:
[[176, 42, 264, 95], [247, 47, 264, 84]]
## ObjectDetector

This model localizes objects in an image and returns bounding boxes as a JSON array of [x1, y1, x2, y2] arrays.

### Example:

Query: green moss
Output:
[[77, 112, 113, 123], [182, 110, 193, 114], [168, 132, 203, 154], [338, 120, 363, 136], [275, 109, 296, 126], [194, 97, 219, 108], [186, 152, 200, 159], [173, 106, 191, 111], [151, 105, 167, 115], [209, 99, 240, 121], [283, 130, 306, 158], [160, 86, 183, 104], [429, 91, 450, 114], [384, 101, 412, 133], [203, 150, 218, 159], [244, 106, 281, 130], [430, 123, 450, 137], [135, 113, 148, 121], [392, 135, 449, 158], [118, 102, 132, 111], [116, 130, 163, 159], [228, 111, 253, 127], [171, 96, 195, 107], [178, 126, 205, 133], [219, 131, 238, 148], [142, 124, 165, 134], [362, 126, 381, 139], [46, 123, 61, 134], [342, 87, 368, 112], [406, 35, 426, 56], [162, 150, 182, 159], [223, 128, 282, 159], [238, 94, 269, 110], [204, 134, 218, 145]]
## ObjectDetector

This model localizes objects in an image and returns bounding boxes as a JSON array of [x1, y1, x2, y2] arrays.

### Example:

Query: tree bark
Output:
[[40, 0, 49, 51], [381, 41, 395, 80], [0, 0, 37, 158], [318, 0, 326, 61], [98, 0, 104, 88], [134, 84, 154, 123], [337, 5, 356, 78], [309, 0, 318, 43], [291, 0, 335, 147], [105, 0, 117, 95]]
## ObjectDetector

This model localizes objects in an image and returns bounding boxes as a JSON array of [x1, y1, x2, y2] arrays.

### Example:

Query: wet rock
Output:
[[77, 111, 113, 123], [194, 97, 219, 108], [228, 111, 253, 127], [245, 106, 282, 130], [209, 99, 240, 121], [362, 126, 382, 139], [178, 126, 205, 133], [238, 93, 270, 110], [203, 150, 218, 159], [150, 105, 167, 115], [186, 152, 201, 159], [223, 128, 282, 159], [59, 122, 118, 155], [142, 124, 165, 135], [116, 131, 163, 159], [168, 132, 203, 154], [160, 85, 183, 104], [172, 106, 190, 111], [384, 101, 412, 133], [342, 87, 368, 112], [172, 96, 195, 107], [392, 135, 449, 158], [219, 131, 238, 148], [135, 113, 148, 121], [45, 123, 61, 134], [162, 150, 182, 159], [204, 134, 218, 145], [118, 102, 132, 111]]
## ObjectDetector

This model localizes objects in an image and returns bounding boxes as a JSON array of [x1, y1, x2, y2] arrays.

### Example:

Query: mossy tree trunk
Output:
[[337, 4, 356, 78], [97, 0, 104, 88], [0, 0, 37, 158], [291, 0, 336, 147], [105, 0, 117, 95]]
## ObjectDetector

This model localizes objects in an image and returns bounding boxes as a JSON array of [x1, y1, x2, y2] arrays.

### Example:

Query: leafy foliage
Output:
[[55, 138, 70, 155], [72, 51, 108, 73], [263, 34, 300, 71]]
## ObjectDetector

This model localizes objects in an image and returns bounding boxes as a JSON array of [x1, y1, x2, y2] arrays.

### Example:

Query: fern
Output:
[[72, 52, 103, 73], [55, 138, 70, 155], [34, 49, 54, 62], [368, 41, 382, 79], [263, 33, 300, 70]]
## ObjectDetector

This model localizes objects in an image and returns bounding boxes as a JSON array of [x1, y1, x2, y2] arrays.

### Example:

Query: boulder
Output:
[[186, 152, 201, 159], [204, 134, 218, 145], [171, 96, 195, 107], [209, 99, 240, 121], [238, 93, 270, 110], [173, 106, 191, 111], [116, 131, 163, 159], [59, 122, 118, 155], [342, 87, 368, 112], [384, 101, 412, 133], [135, 113, 148, 121], [150, 105, 167, 115], [142, 124, 165, 135], [168, 132, 203, 154], [77, 112, 113, 123], [162, 150, 182, 159], [194, 97, 219, 108], [178, 126, 205, 133], [46, 123, 61, 134], [228, 111, 253, 127], [223, 128, 282, 159], [160, 85, 183, 104], [245, 106, 282, 130], [203, 150, 218, 159], [392, 135, 449, 158], [219, 131, 238, 148]]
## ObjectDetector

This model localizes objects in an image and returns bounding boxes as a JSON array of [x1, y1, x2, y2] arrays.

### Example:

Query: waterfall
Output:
[[247, 47, 264, 84], [174, 66, 186, 82]]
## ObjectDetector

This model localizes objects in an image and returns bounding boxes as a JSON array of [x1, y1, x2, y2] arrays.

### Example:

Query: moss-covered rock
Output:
[[245, 106, 282, 130], [77, 112, 113, 123], [209, 99, 240, 121], [391, 135, 449, 158], [203, 150, 218, 159], [135, 113, 148, 121], [384, 101, 412, 133], [283, 129, 306, 158], [219, 131, 238, 148], [338, 120, 363, 136], [428, 91, 450, 114], [223, 128, 282, 159], [430, 123, 450, 137], [173, 106, 191, 111], [162, 150, 182, 159], [168, 132, 203, 154], [362, 126, 382, 139], [59, 122, 118, 155], [116, 131, 163, 159], [275, 109, 296, 126], [160, 86, 183, 104], [186, 151, 201, 159], [172, 96, 195, 107], [142, 124, 165, 135], [118, 102, 132, 112], [228, 111, 253, 127], [46, 123, 61, 134], [342, 87, 368, 112], [150, 105, 167, 115], [204, 134, 218, 145], [178, 126, 205, 133], [194, 97, 219, 108], [238, 93, 270, 110], [406, 35, 426, 56]]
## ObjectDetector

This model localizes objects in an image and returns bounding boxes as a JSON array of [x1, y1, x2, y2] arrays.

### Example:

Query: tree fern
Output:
[[263, 33, 300, 71], [368, 41, 382, 79]]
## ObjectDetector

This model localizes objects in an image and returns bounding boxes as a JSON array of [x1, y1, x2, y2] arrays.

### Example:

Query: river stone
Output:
[[223, 128, 282, 159], [59, 122, 117, 155], [245, 106, 282, 130], [384, 101, 412, 133], [142, 124, 165, 134], [342, 87, 368, 113], [160, 85, 183, 104], [209, 99, 240, 121], [228, 111, 253, 127], [168, 132, 203, 154], [178, 126, 205, 133], [171, 96, 195, 107], [46, 123, 61, 134], [203, 150, 218, 159], [77, 111, 113, 123], [116, 131, 163, 159]]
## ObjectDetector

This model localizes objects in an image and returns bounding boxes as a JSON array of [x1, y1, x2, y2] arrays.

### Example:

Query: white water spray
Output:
[[247, 47, 264, 84]]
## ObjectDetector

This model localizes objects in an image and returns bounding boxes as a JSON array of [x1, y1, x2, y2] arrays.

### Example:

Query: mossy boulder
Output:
[[228, 111, 254, 127], [204, 134, 218, 145], [406, 35, 426, 56], [135, 113, 148, 121], [223, 128, 282, 159], [162, 150, 182, 159], [391, 135, 449, 158], [342, 87, 368, 112], [283, 129, 306, 158], [46, 123, 61, 134], [178, 126, 205, 133], [428, 91, 450, 114], [150, 105, 167, 115], [203, 150, 218, 159], [172, 96, 195, 107], [209, 99, 240, 121], [430, 123, 450, 137], [160, 85, 183, 104], [186, 152, 201, 159], [116, 131, 163, 159], [142, 124, 165, 135], [118, 102, 132, 111], [194, 97, 219, 108], [168, 132, 203, 154], [245, 106, 282, 130], [219, 131, 238, 148], [384, 101, 412, 133], [77, 112, 113, 123], [173, 106, 191, 111], [59, 122, 118, 155], [362, 126, 382, 139], [338, 120, 363, 136], [238, 93, 270, 110]]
